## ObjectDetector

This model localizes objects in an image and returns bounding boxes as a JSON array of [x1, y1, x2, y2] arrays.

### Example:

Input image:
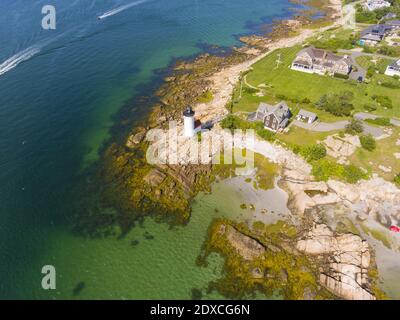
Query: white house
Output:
[[291, 47, 352, 75], [365, 0, 391, 11], [296, 109, 318, 124], [385, 60, 400, 77]]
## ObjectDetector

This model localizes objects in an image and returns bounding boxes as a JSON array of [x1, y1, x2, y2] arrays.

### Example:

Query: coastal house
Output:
[[365, 0, 391, 11], [382, 13, 397, 21], [248, 102, 291, 132], [296, 109, 318, 124], [385, 59, 400, 77], [291, 46, 352, 75], [359, 24, 393, 45]]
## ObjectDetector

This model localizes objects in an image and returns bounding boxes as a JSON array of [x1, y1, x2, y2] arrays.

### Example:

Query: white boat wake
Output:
[[0, 46, 42, 77], [98, 0, 149, 20]]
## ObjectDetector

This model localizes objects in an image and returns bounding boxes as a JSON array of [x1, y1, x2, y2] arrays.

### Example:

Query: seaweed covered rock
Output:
[[126, 128, 146, 148], [143, 169, 166, 187], [199, 219, 331, 300], [225, 225, 266, 261]]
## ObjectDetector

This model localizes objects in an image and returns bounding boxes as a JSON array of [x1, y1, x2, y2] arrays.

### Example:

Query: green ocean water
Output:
[[14, 179, 256, 299]]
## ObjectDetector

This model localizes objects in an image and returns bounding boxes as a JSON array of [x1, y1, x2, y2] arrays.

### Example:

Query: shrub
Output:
[[334, 73, 349, 80], [300, 144, 327, 162], [243, 87, 258, 94], [363, 46, 375, 54], [291, 144, 301, 155], [316, 91, 354, 116], [360, 134, 376, 151], [312, 159, 367, 183], [378, 45, 397, 57], [221, 115, 250, 132], [342, 165, 367, 184], [197, 90, 214, 103], [254, 123, 276, 142], [363, 103, 377, 112], [395, 174, 400, 187], [356, 10, 377, 24], [367, 66, 375, 78], [345, 119, 364, 134], [221, 116, 276, 142], [381, 81, 400, 89], [276, 93, 287, 100], [372, 95, 393, 109], [311, 35, 354, 51], [365, 117, 392, 127], [312, 159, 341, 182]]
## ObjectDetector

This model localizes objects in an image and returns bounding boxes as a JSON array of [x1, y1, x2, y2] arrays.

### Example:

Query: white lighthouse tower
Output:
[[183, 106, 195, 138]]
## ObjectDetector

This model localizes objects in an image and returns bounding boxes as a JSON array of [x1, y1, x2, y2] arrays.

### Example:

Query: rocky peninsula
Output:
[[79, 0, 400, 300]]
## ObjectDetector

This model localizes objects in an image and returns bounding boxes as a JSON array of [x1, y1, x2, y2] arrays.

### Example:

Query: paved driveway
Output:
[[293, 120, 348, 132], [354, 112, 400, 127], [293, 119, 384, 138], [338, 49, 400, 61]]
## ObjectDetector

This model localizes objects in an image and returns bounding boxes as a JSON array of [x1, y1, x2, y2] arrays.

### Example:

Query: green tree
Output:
[[345, 119, 364, 134], [372, 95, 393, 109], [360, 134, 376, 151], [316, 91, 354, 116], [300, 144, 327, 162]]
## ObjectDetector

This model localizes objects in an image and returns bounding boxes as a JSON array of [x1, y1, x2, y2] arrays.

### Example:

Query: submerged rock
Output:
[[126, 128, 146, 148]]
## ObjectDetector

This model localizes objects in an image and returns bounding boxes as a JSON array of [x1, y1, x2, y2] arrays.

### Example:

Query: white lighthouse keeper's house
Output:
[[183, 106, 196, 138]]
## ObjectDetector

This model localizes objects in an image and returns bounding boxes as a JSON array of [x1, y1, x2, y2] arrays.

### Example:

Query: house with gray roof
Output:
[[296, 109, 318, 124], [248, 102, 291, 132], [385, 59, 400, 77], [382, 13, 397, 21], [291, 46, 352, 76], [360, 24, 393, 45]]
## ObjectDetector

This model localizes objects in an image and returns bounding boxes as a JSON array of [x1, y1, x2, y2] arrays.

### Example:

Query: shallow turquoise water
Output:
[[0, 0, 300, 299]]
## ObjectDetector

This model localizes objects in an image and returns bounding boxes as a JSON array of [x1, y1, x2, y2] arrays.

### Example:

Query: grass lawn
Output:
[[232, 45, 400, 119], [308, 28, 357, 51], [349, 127, 400, 181], [356, 56, 395, 75], [277, 126, 337, 147]]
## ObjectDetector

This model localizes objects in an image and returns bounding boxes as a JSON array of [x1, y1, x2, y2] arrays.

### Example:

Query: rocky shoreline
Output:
[[193, 131, 397, 299], [198, 207, 384, 300], [76, 0, 342, 235], [76, 0, 399, 299]]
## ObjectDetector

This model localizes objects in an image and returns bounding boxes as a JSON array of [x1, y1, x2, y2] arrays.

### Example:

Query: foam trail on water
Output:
[[0, 46, 41, 77], [98, 0, 149, 19], [0, 29, 76, 77]]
